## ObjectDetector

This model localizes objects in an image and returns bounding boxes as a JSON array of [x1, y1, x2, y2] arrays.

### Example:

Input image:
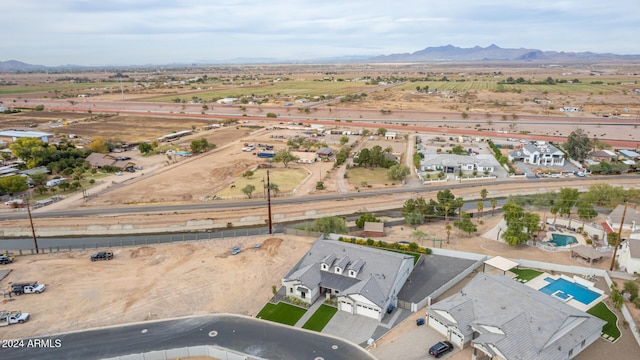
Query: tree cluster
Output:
[[353, 145, 395, 168], [564, 129, 590, 161], [355, 213, 380, 228], [402, 190, 464, 227], [190, 138, 215, 154], [501, 202, 541, 246]]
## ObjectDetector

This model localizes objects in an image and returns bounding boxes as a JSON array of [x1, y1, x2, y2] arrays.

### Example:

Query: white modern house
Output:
[[282, 239, 414, 320], [426, 273, 605, 359], [508, 142, 565, 166], [618, 233, 640, 274]]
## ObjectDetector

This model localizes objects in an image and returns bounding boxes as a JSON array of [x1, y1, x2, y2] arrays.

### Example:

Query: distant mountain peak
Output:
[[369, 44, 640, 63]]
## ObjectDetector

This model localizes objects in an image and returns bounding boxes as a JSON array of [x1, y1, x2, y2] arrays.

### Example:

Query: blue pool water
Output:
[[540, 277, 600, 305], [550, 233, 577, 247]]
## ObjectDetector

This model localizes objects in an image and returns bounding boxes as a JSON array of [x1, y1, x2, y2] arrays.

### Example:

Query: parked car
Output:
[[115, 171, 123, 176], [387, 304, 395, 314], [91, 251, 114, 261], [429, 341, 453, 358]]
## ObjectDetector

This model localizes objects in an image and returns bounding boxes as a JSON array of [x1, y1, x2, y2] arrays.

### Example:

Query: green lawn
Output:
[[256, 302, 307, 326], [587, 302, 621, 341], [302, 304, 338, 331], [510, 268, 544, 282]]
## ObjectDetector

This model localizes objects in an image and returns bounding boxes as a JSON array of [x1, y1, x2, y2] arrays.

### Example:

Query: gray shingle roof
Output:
[[428, 273, 605, 360], [319, 272, 360, 291], [343, 276, 387, 307], [284, 240, 413, 307]]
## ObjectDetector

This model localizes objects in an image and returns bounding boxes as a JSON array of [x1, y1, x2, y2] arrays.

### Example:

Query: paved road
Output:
[[1, 314, 377, 360], [3, 176, 636, 221]]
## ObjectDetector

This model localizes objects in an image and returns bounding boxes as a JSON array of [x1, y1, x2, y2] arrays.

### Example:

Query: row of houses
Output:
[[586, 149, 640, 168], [283, 239, 605, 359]]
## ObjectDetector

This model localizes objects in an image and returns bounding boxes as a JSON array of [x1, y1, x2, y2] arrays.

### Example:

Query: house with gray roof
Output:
[[618, 149, 640, 161], [426, 273, 605, 359], [0, 130, 54, 144], [606, 204, 640, 237], [282, 239, 414, 320], [419, 154, 495, 173], [508, 142, 565, 166]]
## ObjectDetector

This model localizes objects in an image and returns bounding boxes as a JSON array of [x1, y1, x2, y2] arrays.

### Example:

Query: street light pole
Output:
[[496, 227, 503, 241]]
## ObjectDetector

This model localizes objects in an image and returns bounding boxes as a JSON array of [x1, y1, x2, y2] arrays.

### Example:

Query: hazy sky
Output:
[[4, 0, 640, 66]]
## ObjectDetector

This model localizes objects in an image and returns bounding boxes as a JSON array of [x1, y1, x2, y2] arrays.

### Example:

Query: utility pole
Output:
[[26, 199, 39, 254], [266, 170, 273, 234], [609, 202, 628, 271]]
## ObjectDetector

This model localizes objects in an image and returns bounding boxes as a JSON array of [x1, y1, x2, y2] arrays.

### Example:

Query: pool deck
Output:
[[525, 272, 607, 312]]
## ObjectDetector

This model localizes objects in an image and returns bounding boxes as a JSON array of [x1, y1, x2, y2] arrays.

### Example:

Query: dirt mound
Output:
[[129, 246, 157, 258], [262, 237, 283, 257]]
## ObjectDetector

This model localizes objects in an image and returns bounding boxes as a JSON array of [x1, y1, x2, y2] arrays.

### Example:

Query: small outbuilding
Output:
[[364, 222, 384, 237]]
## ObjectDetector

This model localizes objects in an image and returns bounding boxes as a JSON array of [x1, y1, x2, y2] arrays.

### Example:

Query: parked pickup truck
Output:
[[11, 282, 46, 295], [0, 311, 30, 326], [91, 251, 114, 261]]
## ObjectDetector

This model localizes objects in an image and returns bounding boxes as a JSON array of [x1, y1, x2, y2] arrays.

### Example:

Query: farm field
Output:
[[142, 80, 373, 102]]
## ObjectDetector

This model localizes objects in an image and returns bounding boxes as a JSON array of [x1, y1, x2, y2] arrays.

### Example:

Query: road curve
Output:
[[2, 314, 377, 360]]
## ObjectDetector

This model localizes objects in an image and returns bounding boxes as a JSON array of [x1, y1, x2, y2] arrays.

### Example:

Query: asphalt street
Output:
[[1, 314, 377, 360], [1, 175, 625, 221]]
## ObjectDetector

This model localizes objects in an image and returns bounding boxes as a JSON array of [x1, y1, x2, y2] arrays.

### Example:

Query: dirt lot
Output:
[[0, 234, 315, 339]]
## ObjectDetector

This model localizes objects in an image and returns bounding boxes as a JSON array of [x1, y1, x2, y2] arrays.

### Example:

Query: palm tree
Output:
[[490, 198, 497, 216], [480, 188, 488, 201], [477, 201, 484, 221]]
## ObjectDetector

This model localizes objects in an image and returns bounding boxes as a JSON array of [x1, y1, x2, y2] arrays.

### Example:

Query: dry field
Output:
[[0, 234, 316, 340]]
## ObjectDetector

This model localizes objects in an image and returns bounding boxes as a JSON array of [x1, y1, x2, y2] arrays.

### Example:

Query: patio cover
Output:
[[483, 256, 519, 272], [571, 245, 610, 260]]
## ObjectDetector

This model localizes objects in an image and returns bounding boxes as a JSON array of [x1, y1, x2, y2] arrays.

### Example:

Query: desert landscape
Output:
[[1, 62, 640, 359]]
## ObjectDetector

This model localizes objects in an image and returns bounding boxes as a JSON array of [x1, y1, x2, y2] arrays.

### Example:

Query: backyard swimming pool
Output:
[[550, 233, 578, 247], [539, 277, 600, 305]]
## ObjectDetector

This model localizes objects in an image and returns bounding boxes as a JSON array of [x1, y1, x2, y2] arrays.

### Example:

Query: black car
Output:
[[116, 156, 131, 161], [91, 251, 114, 261], [428, 341, 453, 358]]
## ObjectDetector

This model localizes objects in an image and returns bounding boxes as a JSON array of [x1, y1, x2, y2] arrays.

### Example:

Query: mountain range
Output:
[[2, 45, 640, 70], [368, 44, 640, 62]]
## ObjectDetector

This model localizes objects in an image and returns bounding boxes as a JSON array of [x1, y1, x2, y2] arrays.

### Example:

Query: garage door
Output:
[[355, 304, 380, 319], [450, 330, 464, 348], [339, 301, 352, 313], [428, 314, 448, 336]]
